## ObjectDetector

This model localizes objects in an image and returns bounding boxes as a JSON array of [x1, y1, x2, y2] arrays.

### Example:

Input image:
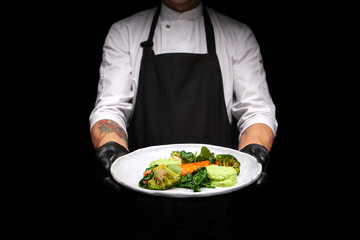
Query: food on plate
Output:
[[171, 150, 196, 163], [140, 164, 181, 190], [215, 154, 241, 175], [166, 164, 182, 175], [139, 146, 241, 192], [179, 160, 211, 175], [175, 167, 215, 192], [149, 158, 182, 167], [205, 165, 237, 187], [171, 146, 215, 164]]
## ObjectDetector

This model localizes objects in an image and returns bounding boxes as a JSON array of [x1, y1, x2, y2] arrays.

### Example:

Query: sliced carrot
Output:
[[180, 160, 211, 175], [143, 169, 152, 177]]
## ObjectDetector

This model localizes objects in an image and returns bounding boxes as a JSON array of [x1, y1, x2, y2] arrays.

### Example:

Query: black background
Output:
[[11, 0, 337, 238]]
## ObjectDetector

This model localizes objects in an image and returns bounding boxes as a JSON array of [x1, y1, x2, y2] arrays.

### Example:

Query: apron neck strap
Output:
[[140, 7, 161, 49], [203, 7, 216, 54], [140, 5, 216, 55]]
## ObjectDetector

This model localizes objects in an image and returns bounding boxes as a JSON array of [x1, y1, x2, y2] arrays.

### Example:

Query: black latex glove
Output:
[[240, 144, 269, 186], [95, 141, 129, 192]]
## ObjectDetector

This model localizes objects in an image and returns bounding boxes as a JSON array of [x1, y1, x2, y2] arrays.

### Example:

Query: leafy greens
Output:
[[174, 167, 215, 192]]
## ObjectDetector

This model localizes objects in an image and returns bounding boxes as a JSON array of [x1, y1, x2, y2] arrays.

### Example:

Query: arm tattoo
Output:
[[98, 119, 127, 140]]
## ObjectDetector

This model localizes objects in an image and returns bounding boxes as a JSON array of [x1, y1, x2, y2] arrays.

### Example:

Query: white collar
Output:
[[160, 2, 203, 21]]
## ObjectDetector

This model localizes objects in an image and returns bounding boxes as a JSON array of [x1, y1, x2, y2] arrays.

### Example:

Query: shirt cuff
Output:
[[238, 115, 278, 139], [89, 112, 128, 137]]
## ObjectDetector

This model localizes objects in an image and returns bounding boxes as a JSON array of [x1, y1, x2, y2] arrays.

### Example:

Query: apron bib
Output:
[[128, 6, 238, 151]]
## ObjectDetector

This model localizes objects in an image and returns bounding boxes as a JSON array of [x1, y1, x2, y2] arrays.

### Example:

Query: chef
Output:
[[89, 0, 278, 191]]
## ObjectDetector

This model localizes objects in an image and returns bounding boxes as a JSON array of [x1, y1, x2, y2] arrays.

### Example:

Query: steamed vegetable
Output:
[[166, 164, 182, 175], [149, 158, 182, 167], [171, 150, 196, 163], [196, 146, 216, 164], [175, 167, 215, 192], [139, 164, 181, 190], [171, 146, 215, 164], [139, 165, 157, 189], [215, 154, 241, 175], [179, 160, 211, 175]]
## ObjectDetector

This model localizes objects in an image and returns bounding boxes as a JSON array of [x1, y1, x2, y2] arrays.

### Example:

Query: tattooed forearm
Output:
[[91, 119, 128, 149], [97, 119, 127, 140]]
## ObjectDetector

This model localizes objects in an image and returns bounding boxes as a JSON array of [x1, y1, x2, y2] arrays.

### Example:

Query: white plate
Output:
[[111, 143, 261, 198]]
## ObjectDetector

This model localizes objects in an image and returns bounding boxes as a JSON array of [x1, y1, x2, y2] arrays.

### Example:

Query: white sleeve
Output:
[[232, 25, 278, 137], [89, 22, 134, 136]]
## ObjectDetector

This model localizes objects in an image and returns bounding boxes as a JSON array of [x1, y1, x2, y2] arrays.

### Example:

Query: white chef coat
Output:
[[89, 2, 278, 139]]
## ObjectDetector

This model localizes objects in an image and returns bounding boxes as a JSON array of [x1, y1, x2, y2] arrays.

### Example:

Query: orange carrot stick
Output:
[[180, 160, 211, 175]]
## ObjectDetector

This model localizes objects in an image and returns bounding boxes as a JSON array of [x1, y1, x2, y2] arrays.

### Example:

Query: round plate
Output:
[[111, 143, 261, 198]]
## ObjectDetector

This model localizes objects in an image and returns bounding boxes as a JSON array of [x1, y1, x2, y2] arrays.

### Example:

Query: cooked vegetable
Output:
[[139, 164, 158, 189], [146, 164, 181, 190], [180, 160, 211, 175], [167, 164, 182, 174], [170, 151, 182, 162], [171, 146, 215, 163], [175, 167, 215, 192], [215, 154, 241, 175], [195, 146, 216, 164], [149, 158, 182, 168], [143, 169, 152, 177], [171, 150, 196, 163]]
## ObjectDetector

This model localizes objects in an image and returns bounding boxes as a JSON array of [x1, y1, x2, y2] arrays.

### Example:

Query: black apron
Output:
[[128, 6, 238, 151]]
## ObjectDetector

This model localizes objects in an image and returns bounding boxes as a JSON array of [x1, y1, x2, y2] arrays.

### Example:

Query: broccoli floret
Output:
[[170, 151, 182, 161], [147, 164, 181, 190], [215, 154, 241, 175]]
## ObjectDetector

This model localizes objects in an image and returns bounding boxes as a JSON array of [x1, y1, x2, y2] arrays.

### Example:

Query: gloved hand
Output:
[[240, 144, 269, 186], [95, 141, 129, 192]]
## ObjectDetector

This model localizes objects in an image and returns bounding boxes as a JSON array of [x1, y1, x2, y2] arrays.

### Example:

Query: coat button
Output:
[[165, 24, 171, 30]]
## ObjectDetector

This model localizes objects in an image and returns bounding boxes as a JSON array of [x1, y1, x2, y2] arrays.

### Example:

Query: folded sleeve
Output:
[[89, 22, 134, 136], [231, 25, 278, 137]]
